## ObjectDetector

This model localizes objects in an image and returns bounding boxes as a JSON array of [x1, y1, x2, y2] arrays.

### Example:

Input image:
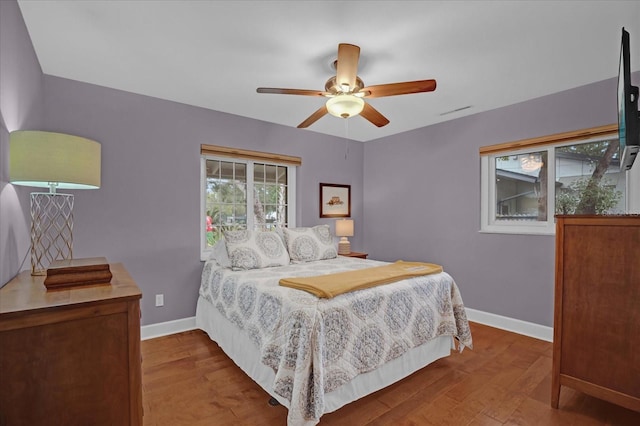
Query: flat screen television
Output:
[[618, 28, 640, 170]]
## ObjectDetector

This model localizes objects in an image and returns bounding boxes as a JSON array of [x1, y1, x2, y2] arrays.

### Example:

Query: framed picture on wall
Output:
[[320, 183, 351, 218]]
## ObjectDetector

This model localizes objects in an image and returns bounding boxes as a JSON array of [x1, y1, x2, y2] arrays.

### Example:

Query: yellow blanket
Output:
[[279, 261, 443, 298]]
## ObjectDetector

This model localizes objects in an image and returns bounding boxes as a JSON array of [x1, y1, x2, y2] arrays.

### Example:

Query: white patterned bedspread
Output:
[[199, 256, 472, 426]]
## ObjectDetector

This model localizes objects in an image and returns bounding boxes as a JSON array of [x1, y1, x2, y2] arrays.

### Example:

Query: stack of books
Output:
[[44, 257, 112, 290]]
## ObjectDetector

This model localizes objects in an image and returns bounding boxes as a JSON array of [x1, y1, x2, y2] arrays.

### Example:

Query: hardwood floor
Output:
[[141, 322, 640, 425]]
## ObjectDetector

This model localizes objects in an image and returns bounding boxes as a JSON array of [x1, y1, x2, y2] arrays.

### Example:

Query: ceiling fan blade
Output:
[[297, 105, 328, 128], [360, 102, 390, 127], [257, 87, 326, 96], [336, 44, 360, 91], [362, 79, 437, 98]]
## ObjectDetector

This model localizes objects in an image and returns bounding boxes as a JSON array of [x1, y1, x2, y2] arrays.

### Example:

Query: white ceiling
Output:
[[17, 1, 640, 142]]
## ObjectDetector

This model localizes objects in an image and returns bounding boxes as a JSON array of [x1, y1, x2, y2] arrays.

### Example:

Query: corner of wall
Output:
[[0, 0, 45, 285]]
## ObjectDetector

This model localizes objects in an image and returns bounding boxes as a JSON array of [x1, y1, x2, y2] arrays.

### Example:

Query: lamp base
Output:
[[30, 192, 74, 275], [338, 237, 351, 255]]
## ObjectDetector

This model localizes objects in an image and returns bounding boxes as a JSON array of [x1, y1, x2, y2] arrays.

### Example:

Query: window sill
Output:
[[479, 226, 555, 236]]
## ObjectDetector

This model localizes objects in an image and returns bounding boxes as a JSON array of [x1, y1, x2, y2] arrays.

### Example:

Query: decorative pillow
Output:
[[209, 238, 232, 269], [223, 229, 290, 270], [283, 225, 337, 263]]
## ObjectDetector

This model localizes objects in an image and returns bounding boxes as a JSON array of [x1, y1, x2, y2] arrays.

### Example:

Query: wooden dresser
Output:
[[552, 215, 640, 412], [0, 263, 143, 425]]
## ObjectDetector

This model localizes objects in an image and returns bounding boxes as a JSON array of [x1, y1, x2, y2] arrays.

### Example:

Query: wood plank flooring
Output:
[[141, 322, 640, 425]]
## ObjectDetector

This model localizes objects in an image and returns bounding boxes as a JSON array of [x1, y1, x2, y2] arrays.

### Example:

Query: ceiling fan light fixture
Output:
[[520, 153, 543, 172], [326, 94, 365, 118], [258, 43, 435, 128]]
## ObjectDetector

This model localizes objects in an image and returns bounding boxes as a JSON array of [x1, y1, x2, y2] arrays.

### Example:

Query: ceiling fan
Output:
[[257, 43, 437, 128]]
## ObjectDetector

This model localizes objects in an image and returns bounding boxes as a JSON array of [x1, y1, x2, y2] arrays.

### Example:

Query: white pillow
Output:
[[223, 229, 290, 270], [209, 238, 232, 269], [283, 225, 337, 263]]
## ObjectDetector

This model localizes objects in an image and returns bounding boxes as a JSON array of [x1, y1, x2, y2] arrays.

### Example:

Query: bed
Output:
[[195, 226, 472, 425]]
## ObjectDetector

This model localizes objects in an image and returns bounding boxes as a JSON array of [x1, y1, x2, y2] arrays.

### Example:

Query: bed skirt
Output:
[[195, 296, 452, 415]]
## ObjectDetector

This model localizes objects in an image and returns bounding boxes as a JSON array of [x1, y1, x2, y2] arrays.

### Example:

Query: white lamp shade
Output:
[[335, 219, 354, 237], [10, 130, 101, 190], [326, 95, 365, 118]]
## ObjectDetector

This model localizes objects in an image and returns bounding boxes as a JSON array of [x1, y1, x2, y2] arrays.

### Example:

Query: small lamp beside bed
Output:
[[335, 219, 354, 255]]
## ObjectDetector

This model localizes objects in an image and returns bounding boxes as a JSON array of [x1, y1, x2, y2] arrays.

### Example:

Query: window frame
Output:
[[481, 147, 557, 235], [200, 146, 299, 261], [480, 124, 637, 235]]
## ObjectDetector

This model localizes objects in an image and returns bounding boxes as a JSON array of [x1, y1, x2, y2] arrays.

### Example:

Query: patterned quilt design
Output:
[[199, 257, 472, 425]]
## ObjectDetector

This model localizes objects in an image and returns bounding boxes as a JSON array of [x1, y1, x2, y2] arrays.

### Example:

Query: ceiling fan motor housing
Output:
[[325, 76, 365, 95]]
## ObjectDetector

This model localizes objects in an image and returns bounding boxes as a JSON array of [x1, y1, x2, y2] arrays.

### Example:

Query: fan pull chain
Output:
[[344, 118, 350, 160]]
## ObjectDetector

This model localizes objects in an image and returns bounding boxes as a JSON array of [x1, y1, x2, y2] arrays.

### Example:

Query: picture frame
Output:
[[319, 183, 351, 218]]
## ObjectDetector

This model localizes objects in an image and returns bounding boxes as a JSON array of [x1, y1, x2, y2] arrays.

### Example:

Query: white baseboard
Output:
[[465, 308, 553, 342], [139, 309, 553, 343], [141, 316, 196, 340]]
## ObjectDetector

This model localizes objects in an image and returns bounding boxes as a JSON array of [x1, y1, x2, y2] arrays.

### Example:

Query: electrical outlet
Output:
[[155, 294, 164, 307]]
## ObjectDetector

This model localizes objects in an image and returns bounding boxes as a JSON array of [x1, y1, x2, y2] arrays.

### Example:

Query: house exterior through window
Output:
[[481, 125, 634, 235]]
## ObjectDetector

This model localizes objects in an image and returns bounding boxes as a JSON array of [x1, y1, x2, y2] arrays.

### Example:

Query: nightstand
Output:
[[341, 251, 368, 259]]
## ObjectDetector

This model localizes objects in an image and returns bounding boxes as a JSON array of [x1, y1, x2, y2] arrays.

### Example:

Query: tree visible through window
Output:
[[205, 160, 247, 247], [481, 125, 629, 235], [495, 151, 548, 221], [555, 139, 623, 215], [494, 139, 624, 222], [204, 159, 290, 249]]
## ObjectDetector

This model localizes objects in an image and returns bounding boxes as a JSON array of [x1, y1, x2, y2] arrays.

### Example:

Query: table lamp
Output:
[[9, 131, 101, 275], [335, 219, 354, 255]]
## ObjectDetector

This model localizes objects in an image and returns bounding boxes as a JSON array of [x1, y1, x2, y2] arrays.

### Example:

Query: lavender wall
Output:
[[0, 0, 43, 286], [363, 78, 621, 327], [41, 76, 364, 325], [2, 0, 635, 329]]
